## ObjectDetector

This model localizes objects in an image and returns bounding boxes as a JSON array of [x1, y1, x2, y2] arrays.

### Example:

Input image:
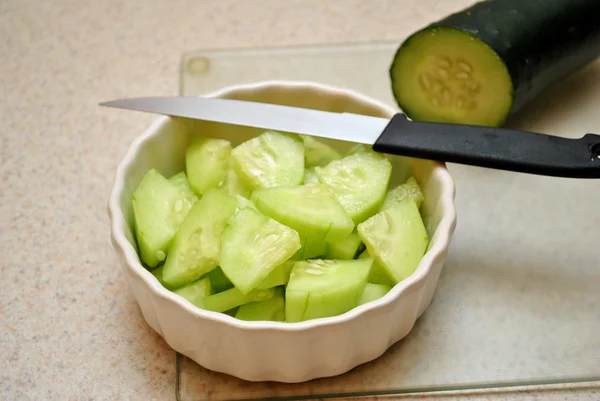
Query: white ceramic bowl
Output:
[[108, 81, 457, 383]]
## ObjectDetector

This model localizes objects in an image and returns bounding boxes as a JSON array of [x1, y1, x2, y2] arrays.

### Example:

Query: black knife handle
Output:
[[372, 114, 600, 179]]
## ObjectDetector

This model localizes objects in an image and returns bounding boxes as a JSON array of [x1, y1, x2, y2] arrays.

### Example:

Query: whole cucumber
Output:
[[390, 0, 600, 126]]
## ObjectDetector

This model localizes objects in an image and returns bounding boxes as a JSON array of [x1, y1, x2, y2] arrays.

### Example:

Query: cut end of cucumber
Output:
[[390, 26, 513, 127]]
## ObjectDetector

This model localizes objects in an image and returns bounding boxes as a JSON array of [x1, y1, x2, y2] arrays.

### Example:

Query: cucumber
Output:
[[162, 189, 238, 288], [390, 0, 600, 126], [235, 287, 285, 321], [186, 136, 232, 195], [256, 261, 294, 290], [201, 287, 275, 313], [220, 207, 301, 294], [301, 135, 341, 167], [132, 169, 194, 268], [251, 184, 354, 242], [205, 267, 234, 293], [220, 157, 251, 198], [285, 259, 372, 322], [359, 283, 392, 305], [358, 199, 429, 284], [173, 277, 212, 308], [303, 168, 320, 186], [359, 250, 395, 286], [231, 131, 304, 190], [168, 172, 199, 205], [325, 232, 363, 260], [316, 151, 392, 223], [382, 176, 424, 211]]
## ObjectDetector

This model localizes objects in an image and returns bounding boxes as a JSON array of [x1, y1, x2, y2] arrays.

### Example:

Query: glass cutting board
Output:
[[177, 42, 600, 400]]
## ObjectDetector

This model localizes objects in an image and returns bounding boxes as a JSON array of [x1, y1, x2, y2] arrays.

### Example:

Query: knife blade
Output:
[[100, 96, 600, 179]]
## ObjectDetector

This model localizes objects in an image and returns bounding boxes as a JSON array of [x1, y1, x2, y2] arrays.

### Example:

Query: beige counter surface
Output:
[[1, 0, 599, 399]]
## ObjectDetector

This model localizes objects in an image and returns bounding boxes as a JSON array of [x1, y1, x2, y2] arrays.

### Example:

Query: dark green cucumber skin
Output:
[[394, 0, 600, 118]]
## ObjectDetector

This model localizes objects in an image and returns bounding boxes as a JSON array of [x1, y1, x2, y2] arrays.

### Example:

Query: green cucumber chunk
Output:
[[256, 261, 294, 290], [358, 199, 429, 284], [301, 135, 341, 167], [205, 267, 234, 293], [390, 26, 512, 127], [359, 283, 392, 305], [316, 151, 392, 223], [294, 236, 326, 260], [236, 287, 285, 321], [325, 232, 363, 260], [231, 131, 304, 190], [169, 172, 199, 205], [303, 168, 320, 186], [358, 250, 395, 286], [251, 184, 354, 242], [202, 287, 275, 313], [186, 136, 232, 196], [173, 277, 212, 308], [132, 169, 193, 268], [162, 189, 238, 288], [285, 259, 372, 322], [220, 207, 301, 294], [382, 176, 424, 210]]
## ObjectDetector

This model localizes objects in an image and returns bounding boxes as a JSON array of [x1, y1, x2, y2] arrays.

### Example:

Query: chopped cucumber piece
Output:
[[132, 169, 193, 268], [173, 277, 212, 308], [251, 184, 354, 242], [359, 283, 392, 305], [236, 287, 285, 321], [256, 262, 294, 289], [303, 168, 320, 186], [359, 250, 395, 286], [301, 135, 341, 167], [316, 151, 392, 223], [294, 236, 327, 260], [202, 287, 275, 313], [285, 259, 372, 322], [162, 190, 238, 288], [220, 207, 301, 294], [358, 199, 429, 284], [220, 157, 251, 198], [231, 131, 304, 190], [325, 232, 362, 260], [169, 172, 199, 205], [186, 136, 232, 196], [205, 267, 234, 293], [382, 177, 424, 210]]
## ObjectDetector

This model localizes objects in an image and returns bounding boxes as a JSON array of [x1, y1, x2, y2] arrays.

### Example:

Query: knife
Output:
[[100, 96, 600, 179]]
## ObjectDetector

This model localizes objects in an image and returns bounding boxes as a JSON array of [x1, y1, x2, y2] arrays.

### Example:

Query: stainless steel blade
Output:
[[100, 96, 390, 145]]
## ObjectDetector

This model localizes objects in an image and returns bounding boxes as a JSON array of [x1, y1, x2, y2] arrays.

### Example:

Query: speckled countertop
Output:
[[1, 0, 599, 399]]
